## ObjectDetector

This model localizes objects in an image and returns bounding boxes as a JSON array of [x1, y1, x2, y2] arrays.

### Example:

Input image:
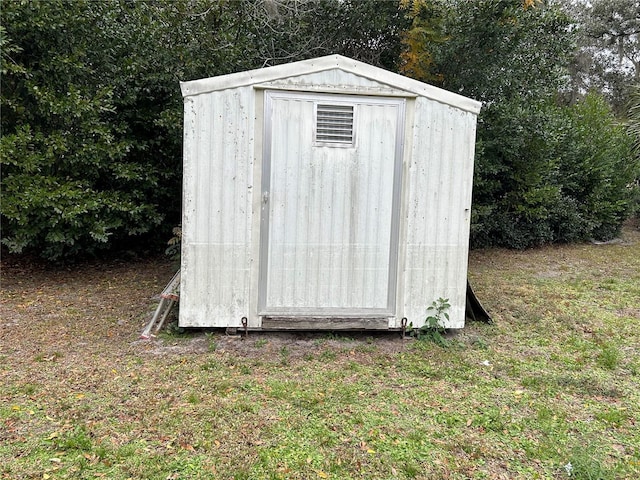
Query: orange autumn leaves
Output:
[[399, 0, 543, 82]]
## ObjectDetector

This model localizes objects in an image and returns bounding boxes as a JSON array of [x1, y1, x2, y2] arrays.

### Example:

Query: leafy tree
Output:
[[1, 1, 156, 260], [432, 0, 573, 103], [627, 85, 640, 219], [431, 0, 576, 247], [402, 0, 637, 247], [242, 0, 409, 70], [1, 0, 408, 261], [398, 0, 445, 83], [561, 0, 640, 115], [630, 85, 640, 156], [318, 0, 409, 70]]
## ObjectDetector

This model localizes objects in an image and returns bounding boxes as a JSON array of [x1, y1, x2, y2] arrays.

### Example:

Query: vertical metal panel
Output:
[[260, 91, 405, 315], [402, 99, 477, 328], [180, 87, 255, 327]]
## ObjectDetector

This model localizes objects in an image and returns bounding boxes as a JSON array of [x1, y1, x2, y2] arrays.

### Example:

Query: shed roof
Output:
[[180, 54, 482, 115]]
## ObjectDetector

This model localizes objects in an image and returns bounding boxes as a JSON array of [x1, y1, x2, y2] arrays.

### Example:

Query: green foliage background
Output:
[[0, 0, 407, 260], [405, 0, 638, 248], [1, 0, 638, 260]]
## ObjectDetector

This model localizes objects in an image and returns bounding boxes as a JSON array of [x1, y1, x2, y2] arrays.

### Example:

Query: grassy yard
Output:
[[1, 227, 639, 479]]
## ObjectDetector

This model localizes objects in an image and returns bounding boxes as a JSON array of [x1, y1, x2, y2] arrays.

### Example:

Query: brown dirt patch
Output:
[[1, 254, 410, 366]]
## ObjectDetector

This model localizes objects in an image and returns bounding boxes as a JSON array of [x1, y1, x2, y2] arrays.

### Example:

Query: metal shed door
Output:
[[259, 91, 405, 316]]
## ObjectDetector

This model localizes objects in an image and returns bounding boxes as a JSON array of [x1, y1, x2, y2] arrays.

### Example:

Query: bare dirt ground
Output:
[[0, 253, 412, 367], [4, 221, 639, 364], [3, 221, 638, 364], [1, 255, 171, 362]]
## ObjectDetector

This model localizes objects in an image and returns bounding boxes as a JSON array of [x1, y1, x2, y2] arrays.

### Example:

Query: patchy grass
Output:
[[1, 227, 639, 479]]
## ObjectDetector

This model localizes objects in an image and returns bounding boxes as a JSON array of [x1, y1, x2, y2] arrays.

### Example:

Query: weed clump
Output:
[[411, 298, 451, 347]]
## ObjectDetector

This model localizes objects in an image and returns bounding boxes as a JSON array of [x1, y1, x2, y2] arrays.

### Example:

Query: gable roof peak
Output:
[[180, 54, 481, 115]]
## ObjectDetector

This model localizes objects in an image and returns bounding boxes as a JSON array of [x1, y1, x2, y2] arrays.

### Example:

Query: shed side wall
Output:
[[403, 99, 477, 328], [180, 87, 255, 327]]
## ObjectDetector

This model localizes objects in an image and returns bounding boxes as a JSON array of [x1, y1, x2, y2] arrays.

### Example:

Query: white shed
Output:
[[179, 54, 481, 331]]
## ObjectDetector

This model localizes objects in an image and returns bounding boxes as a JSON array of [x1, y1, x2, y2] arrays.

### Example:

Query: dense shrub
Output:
[[471, 94, 636, 248], [1, 0, 636, 259], [1, 1, 168, 259], [411, 0, 638, 248], [1, 0, 408, 261], [557, 94, 637, 240]]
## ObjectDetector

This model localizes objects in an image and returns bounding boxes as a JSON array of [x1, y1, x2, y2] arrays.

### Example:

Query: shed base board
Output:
[[261, 317, 390, 330]]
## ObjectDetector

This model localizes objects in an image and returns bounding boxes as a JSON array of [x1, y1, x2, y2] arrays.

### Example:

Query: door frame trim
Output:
[[257, 90, 406, 316]]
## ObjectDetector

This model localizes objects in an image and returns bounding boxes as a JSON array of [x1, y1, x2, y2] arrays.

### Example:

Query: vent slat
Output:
[[317, 132, 352, 137], [318, 118, 353, 123], [317, 128, 352, 133]]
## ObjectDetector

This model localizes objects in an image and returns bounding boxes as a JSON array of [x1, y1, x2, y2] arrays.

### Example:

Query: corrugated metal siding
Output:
[[261, 93, 403, 314], [180, 87, 254, 327], [402, 99, 477, 328], [179, 64, 479, 330]]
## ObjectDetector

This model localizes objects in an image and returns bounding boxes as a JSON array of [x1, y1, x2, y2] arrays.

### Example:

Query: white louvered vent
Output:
[[315, 104, 354, 146]]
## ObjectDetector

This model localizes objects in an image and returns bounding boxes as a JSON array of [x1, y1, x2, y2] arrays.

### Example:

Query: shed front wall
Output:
[[180, 70, 477, 330]]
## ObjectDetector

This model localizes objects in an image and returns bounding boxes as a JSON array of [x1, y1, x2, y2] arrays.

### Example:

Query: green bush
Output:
[[2, 0, 636, 259], [557, 93, 636, 240], [471, 94, 636, 248], [1, 0, 408, 261], [420, 0, 637, 248], [0, 1, 168, 259]]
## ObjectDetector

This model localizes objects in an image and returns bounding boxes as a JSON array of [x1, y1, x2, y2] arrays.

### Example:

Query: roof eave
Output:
[[180, 54, 482, 115]]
